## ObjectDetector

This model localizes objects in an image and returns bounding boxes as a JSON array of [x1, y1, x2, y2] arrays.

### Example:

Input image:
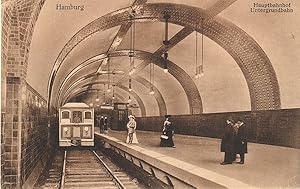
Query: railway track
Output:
[[38, 149, 143, 189]]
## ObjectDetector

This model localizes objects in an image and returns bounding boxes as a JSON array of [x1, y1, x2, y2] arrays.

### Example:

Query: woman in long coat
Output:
[[220, 119, 236, 165], [234, 121, 247, 164], [160, 116, 175, 147]]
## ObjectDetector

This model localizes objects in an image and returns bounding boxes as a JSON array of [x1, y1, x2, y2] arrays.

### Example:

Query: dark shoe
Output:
[[220, 162, 232, 165], [238, 161, 244, 164]]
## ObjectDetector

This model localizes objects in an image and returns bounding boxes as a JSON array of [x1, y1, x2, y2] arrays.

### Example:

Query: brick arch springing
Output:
[[48, 3, 280, 111]]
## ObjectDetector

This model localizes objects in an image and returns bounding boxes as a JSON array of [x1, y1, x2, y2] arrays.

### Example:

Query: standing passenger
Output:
[[220, 118, 235, 165], [103, 116, 108, 134], [99, 115, 104, 133], [235, 120, 247, 164], [160, 115, 175, 148], [126, 115, 138, 144]]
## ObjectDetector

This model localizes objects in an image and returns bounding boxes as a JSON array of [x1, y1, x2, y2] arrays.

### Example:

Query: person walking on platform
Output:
[[126, 115, 138, 144], [103, 116, 108, 134], [160, 115, 175, 148], [234, 120, 247, 164], [99, 115, 104, 133], [220, 118, 236, 165]]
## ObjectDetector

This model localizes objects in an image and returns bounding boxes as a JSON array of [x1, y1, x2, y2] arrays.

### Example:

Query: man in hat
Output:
[[234, 120, 247, 164], [220, 118, 236, 165]]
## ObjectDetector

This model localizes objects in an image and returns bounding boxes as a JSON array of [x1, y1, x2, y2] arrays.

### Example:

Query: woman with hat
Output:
[[126, 115, 139, 144], [160, 115, 175, 147]]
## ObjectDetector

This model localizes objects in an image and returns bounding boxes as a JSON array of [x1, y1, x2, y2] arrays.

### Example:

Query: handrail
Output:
[[92, 150, 126, 189]]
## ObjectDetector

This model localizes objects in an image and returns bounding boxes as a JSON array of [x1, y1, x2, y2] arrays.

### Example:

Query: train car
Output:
[[59, 102, 94, 147]]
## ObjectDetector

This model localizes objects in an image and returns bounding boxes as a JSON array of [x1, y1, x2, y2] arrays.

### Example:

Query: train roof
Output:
[[61, 102, 90, 108]]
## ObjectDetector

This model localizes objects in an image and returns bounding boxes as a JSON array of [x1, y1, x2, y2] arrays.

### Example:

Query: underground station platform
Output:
[[95, 130, 300, 188]]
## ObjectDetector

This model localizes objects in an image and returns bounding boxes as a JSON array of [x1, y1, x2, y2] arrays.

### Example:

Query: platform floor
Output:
[[102, 129, 300, 188]]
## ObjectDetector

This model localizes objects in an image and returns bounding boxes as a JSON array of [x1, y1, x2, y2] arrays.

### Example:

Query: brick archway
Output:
[[54, 50, 199, 115], [60, 73, 166, 116], [48, 3, 280, 111]]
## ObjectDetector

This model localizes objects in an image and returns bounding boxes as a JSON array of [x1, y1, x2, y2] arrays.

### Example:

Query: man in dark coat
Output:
[[235, 121, 247, 164], [220, 119, 236, 165], [103, 116, 108, 134], [99, 115, 104, 133]]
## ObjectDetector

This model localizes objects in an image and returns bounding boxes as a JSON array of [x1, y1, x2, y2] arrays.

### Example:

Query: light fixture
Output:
[[149, 90, 154, 95], [149, 62, 155, 95], [129, 78, 132, 91], [195, 19, 204, 78], [96, 73, 100, 101], [129, 10, 136, 75], [163, 14, 170, 74], [128, 96, 132, 103], [163, 52, 168, 73], [95, 89, 100, 102], [89, 103, 93, 107]]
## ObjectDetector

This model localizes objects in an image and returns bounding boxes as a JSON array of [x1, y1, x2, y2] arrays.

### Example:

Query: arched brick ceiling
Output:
[[70, 89, 126, 104], [54, 50, 198, 115], [60, 82, 147, 116], [46, 3, 280, 112], [59, 73, 166, 116]]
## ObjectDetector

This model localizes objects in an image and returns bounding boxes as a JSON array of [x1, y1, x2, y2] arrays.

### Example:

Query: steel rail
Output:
[[60, 151, 67, 189], [92, 150, 126, 189]]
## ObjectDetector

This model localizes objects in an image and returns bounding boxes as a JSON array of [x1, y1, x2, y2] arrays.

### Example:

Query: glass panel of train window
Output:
[[85, 111, 92, 119], [82, 126, 92, 138], [72, 111, 82, 123], [61, 126, 71, 138], [61, 111, 70, 123]]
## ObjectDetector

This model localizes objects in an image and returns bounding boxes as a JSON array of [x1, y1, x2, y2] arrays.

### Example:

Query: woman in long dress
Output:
[[160, 115, 175, 147], [126, 115, 139, 144]]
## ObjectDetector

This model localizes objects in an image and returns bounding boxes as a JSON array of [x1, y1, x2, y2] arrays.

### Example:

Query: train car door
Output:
[[72, 111, 82, 138]]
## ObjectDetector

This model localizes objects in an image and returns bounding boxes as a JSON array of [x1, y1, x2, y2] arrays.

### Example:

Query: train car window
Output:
[[85, 111, 92, 119], [73, 111, 82, 123], [62, 111, 70, 119]]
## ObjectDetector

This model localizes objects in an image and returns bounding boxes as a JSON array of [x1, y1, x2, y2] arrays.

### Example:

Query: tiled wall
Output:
[[1, 113, 5, 188], [3, 79, 48, 188], [136, 109, 300, 148], [20, 83, 48, 183], [1, 0, 47, 187], [4, 77, 22, 188]]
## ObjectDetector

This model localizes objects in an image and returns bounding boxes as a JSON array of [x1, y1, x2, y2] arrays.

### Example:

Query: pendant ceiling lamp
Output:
[[163, 14, 170, 73], [129, 10, 136, 76], [129, 78, 132, 92], [95, 73, 100, 102], [128, 96, 132, 103], [107, 57, 111, 92], [195, 18, 204, 79], [112, 73, 115, 100], [149, 62, 154, 95]]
